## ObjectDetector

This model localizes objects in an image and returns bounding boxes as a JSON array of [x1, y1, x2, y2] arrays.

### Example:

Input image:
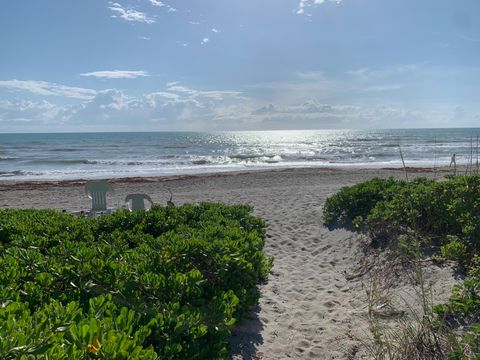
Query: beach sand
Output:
[[0, 167, 459, 359]]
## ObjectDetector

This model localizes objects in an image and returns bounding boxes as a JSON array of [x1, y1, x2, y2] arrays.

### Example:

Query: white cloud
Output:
[[201, 37, 209, 45], [61, 87, 233, 130], [189, 21, 200, 25], [0, 80, 97, 100], [166, 83, 195, 94], [347, 64, 421, 81], [80, 70, 149, 79], [211, 28, 220, 33], [2, 78, 404, 131], [2, 68, 479, 131], [148, 0, 164, 6], [357, 84, 404, 93], [147, 0, 176, 12], [166, 82, 243, 100], [0, 80, 252, 131], [0, 99, 61, 123], [0, 90, 463, 132], [296, 0, 343, 16], [295, 71, 327, 80], [108, 2, 155, 24], [145, 91, 181, 102], [138, 36, 151, 40], [249, 101, 444, 130]]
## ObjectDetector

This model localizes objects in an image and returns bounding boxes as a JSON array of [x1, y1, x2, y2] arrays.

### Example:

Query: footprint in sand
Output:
[[323, 300, 341, 308]]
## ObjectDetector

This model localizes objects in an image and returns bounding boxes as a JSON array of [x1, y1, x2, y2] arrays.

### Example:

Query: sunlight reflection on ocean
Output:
[[0, 129, 479, 180]]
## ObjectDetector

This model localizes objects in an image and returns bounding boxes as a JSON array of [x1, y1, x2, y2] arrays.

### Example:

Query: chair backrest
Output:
[[125, 193, 153, 211], [85, 181, 113, 212]]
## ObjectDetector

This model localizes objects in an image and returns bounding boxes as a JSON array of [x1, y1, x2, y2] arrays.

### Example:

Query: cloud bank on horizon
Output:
[[0, 0, 479, 132]]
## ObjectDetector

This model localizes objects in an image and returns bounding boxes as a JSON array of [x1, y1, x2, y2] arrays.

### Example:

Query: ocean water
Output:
[[0, 129, 479, 180]]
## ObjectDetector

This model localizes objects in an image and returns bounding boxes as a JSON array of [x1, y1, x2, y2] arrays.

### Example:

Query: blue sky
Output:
[[0, 0, 479, 132]]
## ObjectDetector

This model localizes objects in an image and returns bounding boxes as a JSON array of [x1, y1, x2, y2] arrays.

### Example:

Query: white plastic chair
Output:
[[125, 193, 153, 212], [85, 181, 114, 213]]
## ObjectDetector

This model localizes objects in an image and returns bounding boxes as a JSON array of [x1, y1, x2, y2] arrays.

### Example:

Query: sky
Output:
[[0, 0, 480, 132]]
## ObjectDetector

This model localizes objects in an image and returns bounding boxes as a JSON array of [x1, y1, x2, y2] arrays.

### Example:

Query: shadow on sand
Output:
[[228, 305, 264, 359], [324, 219, 359, 233]]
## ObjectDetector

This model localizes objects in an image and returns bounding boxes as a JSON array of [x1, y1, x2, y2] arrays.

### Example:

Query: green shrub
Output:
[[323, 177, 406, 226], [433, 256, 480, 323], [440, 237, 468, 263], [366, 175, 480, 248], [0, 203, 271, 359], [324, 174, 480, 256], [323, 174, 480, 358]]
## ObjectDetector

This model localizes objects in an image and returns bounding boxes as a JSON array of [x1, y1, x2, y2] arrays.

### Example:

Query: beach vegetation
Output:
[[0, 203, 272, 359], [324, 175, 480, 256], [323, 174, 480, 358], [322, 177, 404, 226]]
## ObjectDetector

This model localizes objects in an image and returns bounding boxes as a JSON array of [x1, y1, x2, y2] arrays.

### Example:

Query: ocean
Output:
[[1, 129, 479, 180]]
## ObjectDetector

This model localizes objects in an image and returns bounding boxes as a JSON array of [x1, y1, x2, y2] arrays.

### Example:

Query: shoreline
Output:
[[0, 164, 457, 191]]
